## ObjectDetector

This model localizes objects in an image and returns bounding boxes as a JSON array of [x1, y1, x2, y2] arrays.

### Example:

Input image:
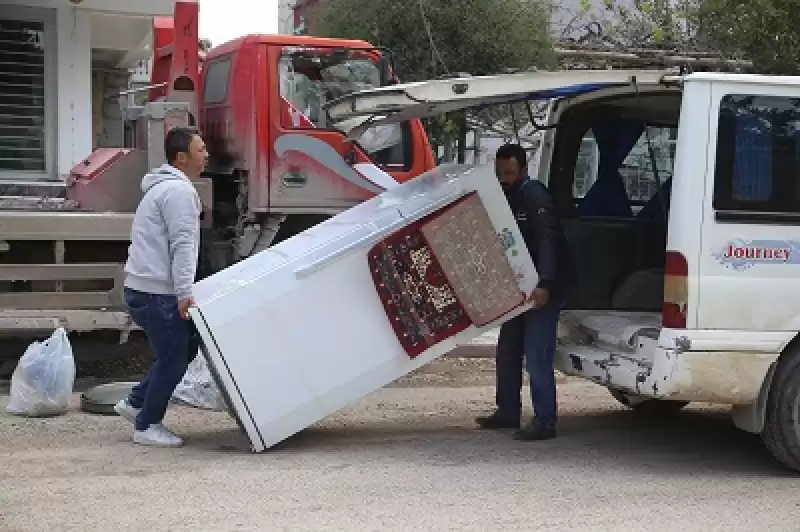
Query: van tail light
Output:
[[662, 250, 688, 329]]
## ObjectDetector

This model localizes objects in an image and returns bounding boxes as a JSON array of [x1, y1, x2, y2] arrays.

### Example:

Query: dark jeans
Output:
[[124, 287, 199, 431], [495, 299, 563, 427]]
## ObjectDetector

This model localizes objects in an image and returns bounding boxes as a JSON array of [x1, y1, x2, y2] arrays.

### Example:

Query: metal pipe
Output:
[[105, 82, 168, 100]]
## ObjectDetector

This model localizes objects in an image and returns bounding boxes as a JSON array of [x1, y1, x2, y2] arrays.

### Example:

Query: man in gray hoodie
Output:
[[114, 126, 207, 447]]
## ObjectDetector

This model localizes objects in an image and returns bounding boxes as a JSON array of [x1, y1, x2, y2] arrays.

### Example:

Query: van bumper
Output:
[[555, 333, 778, 405]]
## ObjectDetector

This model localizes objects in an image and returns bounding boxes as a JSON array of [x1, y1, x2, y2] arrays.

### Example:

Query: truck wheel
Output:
[[609, 388, 689, 415], [761, 350, 800, 472]]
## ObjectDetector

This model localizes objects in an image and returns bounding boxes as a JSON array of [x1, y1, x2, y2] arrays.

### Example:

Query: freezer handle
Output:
[[294, 192, 468, 279]]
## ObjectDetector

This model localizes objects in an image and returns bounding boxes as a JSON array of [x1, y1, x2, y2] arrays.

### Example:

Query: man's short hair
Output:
[[165, 126, 200, 165], [495, 143, 528, 170]]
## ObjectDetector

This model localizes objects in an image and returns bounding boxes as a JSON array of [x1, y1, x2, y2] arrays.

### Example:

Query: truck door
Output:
[[698, 82, 800, 332], [269, 45, 418, 213]]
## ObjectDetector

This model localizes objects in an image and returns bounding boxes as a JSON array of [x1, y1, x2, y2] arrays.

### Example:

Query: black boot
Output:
[[512, 418, 556, 441], [475, 410, 520, 430]]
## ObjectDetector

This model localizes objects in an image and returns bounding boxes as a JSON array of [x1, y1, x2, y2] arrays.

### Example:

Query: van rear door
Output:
[[326, 70, 674, 137]]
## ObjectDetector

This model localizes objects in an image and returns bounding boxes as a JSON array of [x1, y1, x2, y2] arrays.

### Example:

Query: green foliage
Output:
[[589, 0, 800, 74], [315, 0, 554, 161], [694, 0, 800, 74], [314, 0, 555, 82], [589, 0, 697, 48]]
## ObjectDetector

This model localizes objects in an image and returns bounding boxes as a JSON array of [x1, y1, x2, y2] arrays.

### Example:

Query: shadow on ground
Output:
[[184, 405, 792, 479]]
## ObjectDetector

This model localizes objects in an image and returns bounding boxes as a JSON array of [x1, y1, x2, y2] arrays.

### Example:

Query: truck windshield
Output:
[[279, 48, 407, 168]]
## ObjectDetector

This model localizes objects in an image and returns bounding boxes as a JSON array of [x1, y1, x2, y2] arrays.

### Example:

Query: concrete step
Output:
[[0, 180, 68, 199], [0, 195, 80, 211]]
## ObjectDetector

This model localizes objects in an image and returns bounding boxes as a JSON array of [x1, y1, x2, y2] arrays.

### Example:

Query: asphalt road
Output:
[[1, 361, 799, 531]]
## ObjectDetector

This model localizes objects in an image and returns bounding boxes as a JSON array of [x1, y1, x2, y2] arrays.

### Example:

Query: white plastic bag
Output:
[[5, 327, 76, 417], [171, 354, 227, 411]]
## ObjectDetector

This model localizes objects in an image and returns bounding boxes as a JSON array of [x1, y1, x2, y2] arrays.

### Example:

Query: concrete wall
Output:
[[0, 0, 175, 17], [91, 69, 130, 149], [56, 6, 93, 178]]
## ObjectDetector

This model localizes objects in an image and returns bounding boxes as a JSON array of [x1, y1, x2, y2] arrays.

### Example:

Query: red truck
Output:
[[158, 2, 436, 270], [0, 1, 435, 337]]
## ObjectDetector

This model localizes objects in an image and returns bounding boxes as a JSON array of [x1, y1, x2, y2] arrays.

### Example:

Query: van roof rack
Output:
[[554, 43, 753, 73]]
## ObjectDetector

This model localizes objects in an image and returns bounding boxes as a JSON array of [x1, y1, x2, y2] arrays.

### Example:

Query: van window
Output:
[[203, 56, 232, 105], [573, 125, 677, 216], [714, 94, 800, 213]]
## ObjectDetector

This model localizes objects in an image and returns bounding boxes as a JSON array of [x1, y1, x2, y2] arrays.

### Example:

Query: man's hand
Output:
[[527, 288, 550, 309], [178, 297, 196, 320]]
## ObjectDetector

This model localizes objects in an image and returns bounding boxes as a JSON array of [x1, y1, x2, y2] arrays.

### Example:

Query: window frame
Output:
[[0, 5, 56, 180], [202, 55, 233, 106], [276, 46, 414, 172], [572, 124, 677, 206], [713, 92, 800, 215]]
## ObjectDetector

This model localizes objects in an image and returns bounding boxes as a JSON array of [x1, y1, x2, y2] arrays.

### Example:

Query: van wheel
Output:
[[609, 389, 689, 415], [761, 350, 800, 472]]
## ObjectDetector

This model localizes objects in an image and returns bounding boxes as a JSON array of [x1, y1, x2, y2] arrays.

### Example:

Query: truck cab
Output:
[[197, 36, 435, 271], [327, 70, 800, 472]]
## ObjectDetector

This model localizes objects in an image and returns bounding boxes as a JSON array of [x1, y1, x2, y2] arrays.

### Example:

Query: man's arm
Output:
[[162, 184, 201, 302], [521, 182, 560, 294]]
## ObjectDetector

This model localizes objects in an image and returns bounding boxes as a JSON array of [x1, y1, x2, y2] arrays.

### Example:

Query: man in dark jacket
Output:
[[476, 143, 575, 441]]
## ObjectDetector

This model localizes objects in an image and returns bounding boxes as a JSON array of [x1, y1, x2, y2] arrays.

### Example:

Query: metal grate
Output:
[[0, 18, 46, 173]]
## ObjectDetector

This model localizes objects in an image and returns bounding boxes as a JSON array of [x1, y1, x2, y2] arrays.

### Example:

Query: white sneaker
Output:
[[114, 399, 140, 424], [133, 424, 184, 448]]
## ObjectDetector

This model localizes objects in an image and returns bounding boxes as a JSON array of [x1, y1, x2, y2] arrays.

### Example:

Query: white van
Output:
[[328, 70, 800, 472]]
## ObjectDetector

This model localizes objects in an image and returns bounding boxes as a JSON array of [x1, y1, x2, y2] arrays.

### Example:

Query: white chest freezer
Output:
[[189, 164, 539, 451]]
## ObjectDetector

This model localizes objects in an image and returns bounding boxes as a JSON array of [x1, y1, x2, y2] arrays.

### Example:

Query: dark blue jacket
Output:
[[505, 177, 575, 302]]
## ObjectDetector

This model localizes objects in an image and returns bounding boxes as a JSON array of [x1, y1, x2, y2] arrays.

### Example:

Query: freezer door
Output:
[[369, 192, 525, 357], [186, 164, 539, 452]]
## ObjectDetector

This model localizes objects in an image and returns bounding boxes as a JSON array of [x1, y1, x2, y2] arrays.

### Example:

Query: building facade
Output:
[[278, 0, 296, 35], [0, 0, 175, 183], [278, 0, 320, 35]]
